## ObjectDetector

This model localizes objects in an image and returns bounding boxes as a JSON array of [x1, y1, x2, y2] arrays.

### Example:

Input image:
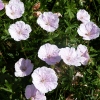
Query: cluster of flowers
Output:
[[0, 0, 60, 100], [1, 0, 98, 99], [5, 1, 60, 40], [38, 43, 90, 66], [14, 42, 90, 99], [0, 0, 60, 41], [8, 11, 60, 41], [15, 58, 58, 100], [0, 0, 32, 41], [77, 9, 100, 40], [4, 0, 32, 41]]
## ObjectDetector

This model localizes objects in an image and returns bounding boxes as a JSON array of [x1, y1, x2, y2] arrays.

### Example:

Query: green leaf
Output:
[[2, 66, 6, 73]]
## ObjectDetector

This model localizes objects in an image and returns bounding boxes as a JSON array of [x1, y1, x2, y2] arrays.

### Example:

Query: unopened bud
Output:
[[54, 12, 62, 17], [33, 11, 42, 17], [33, 2, 40, 10]]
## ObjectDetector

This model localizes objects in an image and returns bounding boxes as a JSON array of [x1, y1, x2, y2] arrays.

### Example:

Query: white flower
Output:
[[8, 21, 32, 41], [14, 58, 33, 77], [5, 0, 24, 19], [77, 22, 100, 40], [37, 12, 59, 32], [77, 44, 90, 65], [25, 84, 46, 100], [77, 9, 90, 23], [31, 66, 58, 93], [38, 43, 61, 65], [59, 47, 81, 66]]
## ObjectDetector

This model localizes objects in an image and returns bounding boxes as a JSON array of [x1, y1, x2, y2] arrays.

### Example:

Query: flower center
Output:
[[18, 30, 22, 34], [67, 56, 70, 61], [11, 11, 15, 15], [80, 16, 83, 19], [41, 78, 46, 83], [85, 32, 90, 36], [21, 66, 27, 71], [47, 55, 51, 59], [46, 21, 50, 25], [31, 97, 34, 99]]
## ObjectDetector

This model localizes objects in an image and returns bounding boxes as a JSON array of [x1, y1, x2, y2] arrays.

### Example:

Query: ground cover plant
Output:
[[1, 0, 100, 100]]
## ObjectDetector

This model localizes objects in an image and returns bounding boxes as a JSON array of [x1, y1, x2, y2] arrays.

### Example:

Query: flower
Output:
[[37, 12, 59, 32], [14, 58, 33, 77], [0, 0, 4, 10], [25, 84, 46, 100], [8, 21, 32, 41], [38, 43, 61, 65], [5, 0, 24, 19], [77, 22, 100, 40], [59, 47, 81, 66], [31, 66, 58, 93], [77, 9, 90, 23], [77, 44, 90, 65]]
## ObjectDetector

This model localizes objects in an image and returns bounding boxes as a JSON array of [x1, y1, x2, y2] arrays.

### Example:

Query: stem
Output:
[[92, 0, 97, 12], [0, 87, 12, 93], [20, 41, 27, 58]]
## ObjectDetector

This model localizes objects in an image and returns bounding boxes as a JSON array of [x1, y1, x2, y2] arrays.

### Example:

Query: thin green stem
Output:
[[0, 87, 12, 93], [92, 0, 98, 12], [0, 52, 7, 64], [20, 41, 27, 58]]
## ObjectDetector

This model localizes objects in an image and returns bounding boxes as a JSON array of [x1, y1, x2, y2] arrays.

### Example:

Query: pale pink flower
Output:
[[25, 84, 46, 100], [0, 0, 4, 10], [37, 12, 59, 32], [38, 43, 61, 65], [77, 9, 90, 23], [77, 22, 100, 40], [5, 0, 24, 19], [31, 66, 58, 93], [14, 58, 33, 77], [59, 47, 81, 66], [8, 21, 32, 41], [77, 44, 90, 65]]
